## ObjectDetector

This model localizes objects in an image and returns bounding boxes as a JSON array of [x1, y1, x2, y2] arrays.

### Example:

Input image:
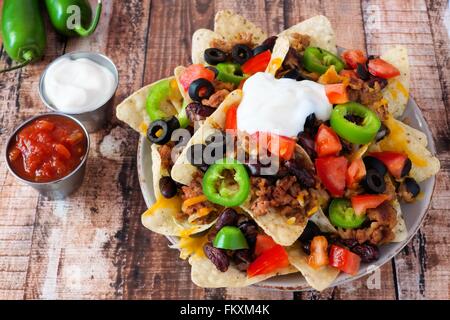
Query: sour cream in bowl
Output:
[[39, 52, 119, 132], [237, 72, 332, 137]]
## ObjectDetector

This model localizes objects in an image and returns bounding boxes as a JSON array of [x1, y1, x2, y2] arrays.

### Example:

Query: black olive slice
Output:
[[282, 69, 301, 80], [188, 78, 215, 102], [147, 119, 173, 145], [362, 169, 386, 194], [231, 44, 253, 65], [356, 63, 370, 80], [403, 177, 420, 198], [401, 158, 412, 177], [363, 156, 387, 176], [204, 48, 228, 65]]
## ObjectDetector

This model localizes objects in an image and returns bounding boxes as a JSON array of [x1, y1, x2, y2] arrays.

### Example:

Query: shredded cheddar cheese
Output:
[[266, 58, 282, 75], [307, 206, 318, 217], [142, 196, 182, 217], [181, 195, 208, 211], [139, 122, 148, 135], [287, 217, 296, 225]]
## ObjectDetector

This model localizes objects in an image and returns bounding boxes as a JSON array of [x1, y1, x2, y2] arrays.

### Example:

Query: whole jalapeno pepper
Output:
[[303, 47, 345, 75], [1, 0, 46, 73], [45, 0, 102, 37]]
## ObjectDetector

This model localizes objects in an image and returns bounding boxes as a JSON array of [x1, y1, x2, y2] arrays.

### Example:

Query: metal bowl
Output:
[[38, 51, 119, 133], [5, 113, 90, 200], [137, 97, 437, 291]]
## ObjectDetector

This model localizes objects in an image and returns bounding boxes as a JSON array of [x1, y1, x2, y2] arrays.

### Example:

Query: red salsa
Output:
[[8, 115, 87, 183]]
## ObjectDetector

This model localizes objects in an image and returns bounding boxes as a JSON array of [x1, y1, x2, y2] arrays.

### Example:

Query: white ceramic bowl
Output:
[[137, 97, 436, 291]]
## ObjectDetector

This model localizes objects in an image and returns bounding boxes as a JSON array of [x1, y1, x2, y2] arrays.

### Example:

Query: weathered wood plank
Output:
[[361, 0, 450, 300], [21, 0, 152, 299]]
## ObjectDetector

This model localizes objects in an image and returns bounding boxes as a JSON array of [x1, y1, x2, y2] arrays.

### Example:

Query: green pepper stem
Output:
[[0, 50, 34, 73], [74, 0, 103, 37]]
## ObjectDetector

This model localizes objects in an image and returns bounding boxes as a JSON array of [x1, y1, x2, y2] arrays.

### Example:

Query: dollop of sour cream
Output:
[[44, 57, 116, 113], [237, 72, 332, 137]]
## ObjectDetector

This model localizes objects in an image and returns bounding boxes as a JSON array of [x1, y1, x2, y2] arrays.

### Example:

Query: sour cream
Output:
[[237, 72, 332, 137], [44, 57, 116, 113]]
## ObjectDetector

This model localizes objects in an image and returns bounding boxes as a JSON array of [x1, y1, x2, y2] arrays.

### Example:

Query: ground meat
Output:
[[179, 172, 218, 223], [212, 79, 235, 92], [288, 33, 311, 53], [201, 89, 230, 108], [158, 143, 174, 171], [249, 176, 315, 224], [209, 32, 255, 53], [338, 201, 397, 245], [397, 181, 415, 203], [348, 80, 383, 106]]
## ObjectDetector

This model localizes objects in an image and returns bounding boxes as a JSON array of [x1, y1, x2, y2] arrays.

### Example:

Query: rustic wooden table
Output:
[[0, 0, 448, 300]]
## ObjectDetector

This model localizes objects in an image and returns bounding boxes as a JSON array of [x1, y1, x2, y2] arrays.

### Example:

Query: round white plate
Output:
[[137, 97, 437, 291]]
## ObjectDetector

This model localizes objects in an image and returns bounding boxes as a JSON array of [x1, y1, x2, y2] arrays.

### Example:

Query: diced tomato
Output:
[[329, 245, 361, 275], [341, 50, 367, 69], [315, 156, 348, 197], [315, 124, 342, 157], [339, 69, 358, 79], [267, 134, 296, 161], [308, 236, 329, 269], [241, 50, 271, 75], [247, 244, 290, 277], [178, 64, 216, 91], [368, 151, 409, 179], [368, 58, 400, 79], [346, 158, 366, 188], [351, 194, 390, 215], [254, 235, 277, 256], [325, 83, 349, 104], [225, 105, 238, 133]]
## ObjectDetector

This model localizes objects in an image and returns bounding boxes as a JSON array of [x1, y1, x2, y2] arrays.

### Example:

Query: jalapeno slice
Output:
[[202, 158, 250, 207], [216, 62, 246, 85], [330, 102, 381, 144], [303, 47, 345, 74], [329, 198, 366, 229], [146, 79, 172, 121], [213, 226, 249, 250]]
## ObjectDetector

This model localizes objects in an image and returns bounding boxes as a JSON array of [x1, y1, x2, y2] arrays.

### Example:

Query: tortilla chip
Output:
[[279, 15, 337, 53], [189, 255, 296, 288], [381, 46, 410, 118], [287, 243, 340, 291], [171, 89, 243, 185], [266, 36, 290, 75], [309, 209, 338, 234], [116, 77, 182, 134], [371, 117, 440, 182], [191, 29, 226, 65], [214, 10, 267, 44], [141, 144, 217, 236], [392, 199, 408, 242]]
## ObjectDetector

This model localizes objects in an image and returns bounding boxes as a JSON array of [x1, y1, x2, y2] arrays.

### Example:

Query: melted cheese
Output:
[[266, 58, 282, 75], [181, 195, 207, 211], [379, 116, 427, 167], [178, 227, 208, 260], [142, 196, 182, 217]]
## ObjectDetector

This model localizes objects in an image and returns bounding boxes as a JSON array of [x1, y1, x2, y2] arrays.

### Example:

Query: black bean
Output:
[[375, 123, 390, 142], [356, 63, 370, 80], [367, 76, 388, 89], [237, 217, 258, 248], [403, 177, 420, 198], [233, 249, 252, 271], [215, 208, 238, 230], [282, 69, 302, 80], [159, 176, 177, 198], [299, 221, 322, 243], [284, 160, 316, 188], [203, 243, 229, 272], [335, 238, 359, 249], [363, 156, 387, 176], [362, 169, 386, 194], [351, 243, 380, 262], [188, 78, 214, 102], [297, 132, 316, 159], [261, 36, 278, 51], [185, 102, 215, 122], [204, 48, 228, 65], [401, 158, 412, 178], [231, 44, 253, 64], [301, 241, 311, 255]]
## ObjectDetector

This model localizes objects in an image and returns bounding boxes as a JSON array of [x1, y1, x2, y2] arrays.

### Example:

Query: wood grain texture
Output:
[[0, 0, 448, 299]]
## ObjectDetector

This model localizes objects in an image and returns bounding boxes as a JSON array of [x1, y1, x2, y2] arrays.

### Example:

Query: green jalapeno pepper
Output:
[[216, 62, 246, 85], [1, 0, 46, 73], [213, 226, 249, 250], [303, 47, 345, 74], [45, 0, 102, 37], [177, 99, 190, 128], [329, 198, 366, 229], [146, 79, 172, 121], [203, 158, 250, 207], [330, 102, 381, 145]]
